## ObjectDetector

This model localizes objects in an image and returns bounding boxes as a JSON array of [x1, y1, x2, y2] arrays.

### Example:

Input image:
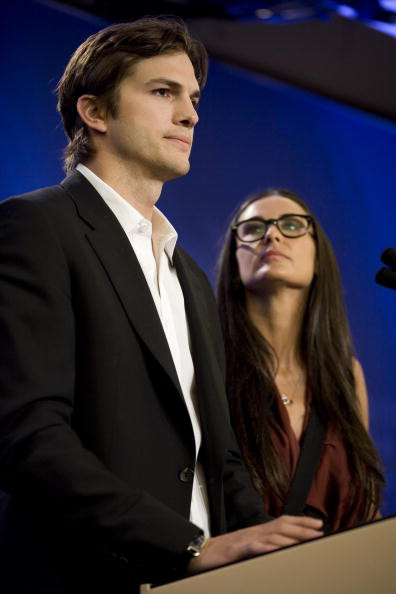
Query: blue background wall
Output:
[[2, 0, 395, 515]]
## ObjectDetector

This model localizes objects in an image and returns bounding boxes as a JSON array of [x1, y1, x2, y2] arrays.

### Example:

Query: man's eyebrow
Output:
[[145, 78, 201, 101]]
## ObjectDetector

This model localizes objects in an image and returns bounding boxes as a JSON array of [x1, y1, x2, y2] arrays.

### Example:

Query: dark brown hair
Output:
[[216, 189, 384, 524], [56, 16, 208, 172]]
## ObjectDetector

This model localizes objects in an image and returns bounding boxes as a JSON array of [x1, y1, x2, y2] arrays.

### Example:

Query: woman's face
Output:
[[235, 195, 317, 294]]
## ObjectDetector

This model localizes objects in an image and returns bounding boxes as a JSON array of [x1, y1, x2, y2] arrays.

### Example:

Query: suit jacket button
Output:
[[179, 466, 194, 483]]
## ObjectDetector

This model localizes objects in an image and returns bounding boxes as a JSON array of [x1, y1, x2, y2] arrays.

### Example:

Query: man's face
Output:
[[102, 52, 200, 182]]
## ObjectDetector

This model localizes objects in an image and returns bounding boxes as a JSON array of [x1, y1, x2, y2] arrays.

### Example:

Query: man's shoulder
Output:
[[0, 170, 90, 209], [0, 175, 90, 239], [0, 172, 95, 225], [2, 182, 63, 203], [0, 180, 72, 218]]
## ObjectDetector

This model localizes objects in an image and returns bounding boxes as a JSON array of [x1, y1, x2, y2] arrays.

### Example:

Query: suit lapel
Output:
[[61, 171, 183, 397], [173, 249, 229, 437]]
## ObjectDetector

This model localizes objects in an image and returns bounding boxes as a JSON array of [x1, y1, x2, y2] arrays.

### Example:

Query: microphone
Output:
[[376, 247, 396, 290], [381, 247, 396, 269]]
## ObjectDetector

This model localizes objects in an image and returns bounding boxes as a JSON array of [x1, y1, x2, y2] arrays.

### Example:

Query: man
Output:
[[0, 17, 322, 594]]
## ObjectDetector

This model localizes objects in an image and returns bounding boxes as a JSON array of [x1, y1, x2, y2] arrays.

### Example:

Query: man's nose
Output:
[[176, 96, 199, 128]]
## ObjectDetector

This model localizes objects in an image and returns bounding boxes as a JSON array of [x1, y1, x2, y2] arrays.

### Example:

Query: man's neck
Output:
[[82, 158, 163, 221]]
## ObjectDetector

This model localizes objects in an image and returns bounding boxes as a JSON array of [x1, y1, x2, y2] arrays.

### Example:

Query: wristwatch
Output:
[[186, 533, 207, 558]]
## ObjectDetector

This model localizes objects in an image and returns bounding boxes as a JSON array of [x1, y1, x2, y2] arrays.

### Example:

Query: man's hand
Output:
[[187, 515, 323, 574]]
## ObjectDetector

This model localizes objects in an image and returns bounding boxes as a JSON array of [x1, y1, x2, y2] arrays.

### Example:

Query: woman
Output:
[[216, 189, 384, 531]]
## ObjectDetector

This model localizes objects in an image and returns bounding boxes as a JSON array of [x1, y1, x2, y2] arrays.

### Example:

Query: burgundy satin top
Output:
[[266, 391, 365, 530]]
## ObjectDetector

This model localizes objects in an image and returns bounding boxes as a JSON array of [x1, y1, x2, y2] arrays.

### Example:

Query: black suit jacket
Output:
[[0, 172, 267, 593]]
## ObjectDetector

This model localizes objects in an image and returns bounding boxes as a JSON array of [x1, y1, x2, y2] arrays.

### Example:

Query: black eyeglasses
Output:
[[232, 214, 313, 242]]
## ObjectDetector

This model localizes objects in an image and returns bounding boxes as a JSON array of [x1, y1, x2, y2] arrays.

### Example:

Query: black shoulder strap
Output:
[[282, 407, 326, 515]]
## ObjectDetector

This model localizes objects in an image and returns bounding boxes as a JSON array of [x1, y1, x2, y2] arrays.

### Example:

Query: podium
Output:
[[141, 515, 396, 593]]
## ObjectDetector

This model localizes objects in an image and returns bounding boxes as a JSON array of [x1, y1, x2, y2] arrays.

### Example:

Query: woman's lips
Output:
[[260, 250, 288, 260]]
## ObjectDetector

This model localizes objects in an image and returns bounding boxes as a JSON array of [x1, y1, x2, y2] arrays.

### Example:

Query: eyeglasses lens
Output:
[[278, 216, 309, 237], [237, 221, 265, 242]]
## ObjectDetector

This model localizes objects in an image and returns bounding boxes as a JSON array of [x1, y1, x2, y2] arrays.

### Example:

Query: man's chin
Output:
[[162, 160, 191, 182]]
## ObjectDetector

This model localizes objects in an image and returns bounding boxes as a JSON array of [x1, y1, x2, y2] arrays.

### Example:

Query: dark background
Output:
[[1, 0, 395, 515]]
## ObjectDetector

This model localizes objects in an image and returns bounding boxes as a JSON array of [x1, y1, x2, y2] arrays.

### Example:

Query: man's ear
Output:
[[76, 95, 107, 133]]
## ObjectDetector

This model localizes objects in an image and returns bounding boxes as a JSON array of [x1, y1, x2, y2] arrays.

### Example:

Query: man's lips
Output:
[[164, 135, 191, 148]]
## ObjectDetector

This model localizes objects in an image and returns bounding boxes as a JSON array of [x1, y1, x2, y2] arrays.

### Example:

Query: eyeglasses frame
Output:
[[232, 213, 314, 242]]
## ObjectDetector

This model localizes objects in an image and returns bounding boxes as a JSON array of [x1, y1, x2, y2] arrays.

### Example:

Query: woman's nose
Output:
[[263, 221, 281, 241]]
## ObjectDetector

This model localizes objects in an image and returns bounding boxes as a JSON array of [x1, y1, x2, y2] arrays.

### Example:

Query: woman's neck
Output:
[[246, 287, 308, 374]]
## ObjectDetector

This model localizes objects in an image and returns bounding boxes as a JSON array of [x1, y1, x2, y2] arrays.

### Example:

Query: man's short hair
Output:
[[56, 16, 208, 172]]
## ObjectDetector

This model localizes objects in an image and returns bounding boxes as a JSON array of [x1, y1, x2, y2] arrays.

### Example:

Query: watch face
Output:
[[187, 534, 206, 557]]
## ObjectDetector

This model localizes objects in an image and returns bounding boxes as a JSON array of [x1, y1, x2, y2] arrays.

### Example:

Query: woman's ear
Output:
[[76, 95, 107, 133]]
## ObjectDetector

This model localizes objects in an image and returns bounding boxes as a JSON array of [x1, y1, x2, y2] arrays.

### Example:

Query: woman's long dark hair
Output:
[[216, 189, 384, 521]]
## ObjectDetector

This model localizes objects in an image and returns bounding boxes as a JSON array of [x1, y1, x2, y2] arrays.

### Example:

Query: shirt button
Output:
[[179, 466, 194, 483]]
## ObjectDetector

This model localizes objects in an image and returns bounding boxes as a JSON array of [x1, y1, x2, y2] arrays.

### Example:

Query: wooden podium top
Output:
[[141, 515, 396, 594]]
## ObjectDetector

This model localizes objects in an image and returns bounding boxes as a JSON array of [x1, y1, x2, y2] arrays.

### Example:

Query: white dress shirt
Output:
[[76, 164, 210, 538]]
